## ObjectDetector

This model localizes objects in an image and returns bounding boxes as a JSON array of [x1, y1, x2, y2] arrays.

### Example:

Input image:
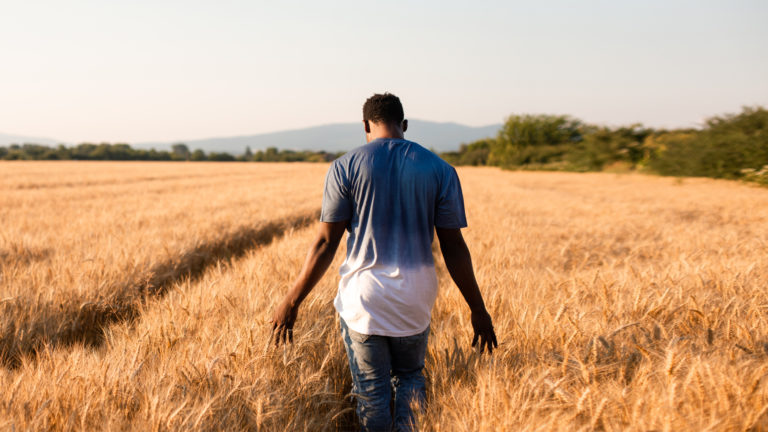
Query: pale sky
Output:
[[1, 0, 766, 143]]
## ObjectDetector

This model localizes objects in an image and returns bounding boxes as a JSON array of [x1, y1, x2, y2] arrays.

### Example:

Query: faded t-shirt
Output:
[[321, 138, 467, 337]]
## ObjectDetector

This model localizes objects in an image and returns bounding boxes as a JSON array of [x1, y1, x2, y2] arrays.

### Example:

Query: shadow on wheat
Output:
[[0, 210, 319, 369]]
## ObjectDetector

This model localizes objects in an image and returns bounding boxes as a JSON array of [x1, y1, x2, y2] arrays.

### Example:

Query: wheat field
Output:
[[1, 161, 768, 431]]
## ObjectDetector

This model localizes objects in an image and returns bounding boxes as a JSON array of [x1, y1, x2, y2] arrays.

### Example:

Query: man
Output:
[[271, 93, 497, 432]]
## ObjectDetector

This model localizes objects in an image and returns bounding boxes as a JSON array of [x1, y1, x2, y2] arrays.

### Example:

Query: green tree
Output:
[[488, 114, 582, 168], [171, 143, 190, 161], [265, 147, 278, 161], [208, 152, 236, 161], [190, 149, 207, 161]]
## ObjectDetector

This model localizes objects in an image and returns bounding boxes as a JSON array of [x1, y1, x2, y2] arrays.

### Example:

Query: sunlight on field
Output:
[[2, 162, 768, 430]]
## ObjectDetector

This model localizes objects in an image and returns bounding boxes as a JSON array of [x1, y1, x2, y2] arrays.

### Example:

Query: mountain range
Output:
[[1, 120, 501, 154], [0, 132, 60, 147]]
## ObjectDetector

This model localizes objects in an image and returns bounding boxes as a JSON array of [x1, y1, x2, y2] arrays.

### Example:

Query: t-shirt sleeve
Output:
[[435, 166, 468, 228], [320, 161, 353, 222]]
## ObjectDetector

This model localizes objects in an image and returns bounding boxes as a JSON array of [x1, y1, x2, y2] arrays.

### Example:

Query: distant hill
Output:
[[0, 132, 60, 147], [137, 120, 501, 154], [1, 120, 501, 155]]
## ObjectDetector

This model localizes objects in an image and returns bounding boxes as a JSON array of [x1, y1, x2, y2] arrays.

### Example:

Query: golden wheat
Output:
[[1, 162, 767, 430]]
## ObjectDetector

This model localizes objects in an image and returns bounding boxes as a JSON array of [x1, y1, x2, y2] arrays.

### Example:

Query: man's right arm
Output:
[[435, 227, 498, 354]]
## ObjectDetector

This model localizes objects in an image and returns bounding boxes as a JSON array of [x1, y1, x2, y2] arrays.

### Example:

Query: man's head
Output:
[[362, 92, 408, 142]]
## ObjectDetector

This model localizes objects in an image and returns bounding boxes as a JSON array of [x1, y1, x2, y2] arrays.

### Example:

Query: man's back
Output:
[[271, 92, 496, 432], [321, 138, 467, 336]]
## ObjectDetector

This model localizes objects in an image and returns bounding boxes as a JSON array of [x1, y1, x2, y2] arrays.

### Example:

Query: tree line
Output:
[[3, 106, 766, 184], [0, 142, 343, 163], [441, 106, 768, 185]]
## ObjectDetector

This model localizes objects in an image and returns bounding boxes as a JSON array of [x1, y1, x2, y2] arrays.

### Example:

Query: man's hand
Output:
[[436, 227, 499, 355], [268, 221, 346, 347], [471, 308, 498, 354], [270, 299, 298, 345]]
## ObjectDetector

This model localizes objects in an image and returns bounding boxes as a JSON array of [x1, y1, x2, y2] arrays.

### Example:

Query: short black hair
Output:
[[363, 93, 404, 125]]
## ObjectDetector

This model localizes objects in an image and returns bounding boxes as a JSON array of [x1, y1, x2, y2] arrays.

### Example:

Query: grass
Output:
[[1, 162, 767, 430]]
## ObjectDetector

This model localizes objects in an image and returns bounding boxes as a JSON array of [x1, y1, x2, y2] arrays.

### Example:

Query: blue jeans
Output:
[[340, 318, 430, 432]]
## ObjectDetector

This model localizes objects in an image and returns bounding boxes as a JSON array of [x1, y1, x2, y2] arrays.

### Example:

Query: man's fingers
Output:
[[474, 332, 497, 355], [270, 324, 295, 347]]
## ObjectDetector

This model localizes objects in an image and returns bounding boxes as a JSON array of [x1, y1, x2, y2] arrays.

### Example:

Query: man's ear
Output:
[[363, 120, 371, 133], [402, 119, 408, 133]]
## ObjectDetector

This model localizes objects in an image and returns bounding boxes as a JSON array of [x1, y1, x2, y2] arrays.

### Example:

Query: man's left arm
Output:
[[270, 220, 347, 345]]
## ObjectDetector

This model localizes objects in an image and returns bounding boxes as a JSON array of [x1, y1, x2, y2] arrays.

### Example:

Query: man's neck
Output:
[[366, 121, 404, 143], [368, 132, 404, 141]]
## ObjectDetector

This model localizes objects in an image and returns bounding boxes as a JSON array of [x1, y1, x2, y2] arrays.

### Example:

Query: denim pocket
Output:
[[346, 326, 371, 344]]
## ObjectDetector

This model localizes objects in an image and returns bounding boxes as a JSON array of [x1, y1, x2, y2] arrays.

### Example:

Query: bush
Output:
[[567, 125, 651, 172], [442, 139, 493, 166], [741, 166, 768, 185], [648, 107, 768, 179], [442, 106, 767, 186], [207, 152, 236, 162]]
